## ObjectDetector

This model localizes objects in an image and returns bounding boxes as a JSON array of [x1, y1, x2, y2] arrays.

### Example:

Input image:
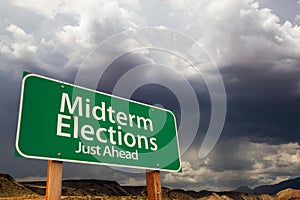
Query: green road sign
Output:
[[15, 73, 181, 172]]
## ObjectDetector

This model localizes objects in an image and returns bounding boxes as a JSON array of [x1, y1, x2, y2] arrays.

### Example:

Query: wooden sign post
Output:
[[46, 160, 63, 200], [146, 170, 162, 200]]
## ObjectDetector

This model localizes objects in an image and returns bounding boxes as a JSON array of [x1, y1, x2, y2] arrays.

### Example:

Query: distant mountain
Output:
[[122, 185, 147, 195], [236, 186, 253, 193], [253, 177, 300, 195], [235, 177, 300, 195]]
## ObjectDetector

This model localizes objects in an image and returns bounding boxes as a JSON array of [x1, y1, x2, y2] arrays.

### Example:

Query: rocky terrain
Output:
[[1, 173, 300, 199], [0, 174, 37, 198]]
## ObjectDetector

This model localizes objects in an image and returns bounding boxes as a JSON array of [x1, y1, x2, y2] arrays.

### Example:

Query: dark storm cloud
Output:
[[97, 53, 153, 93], [220, 64, 300, 143], [0, 69, 48, 177], [200, 139, 256, 172], [94, 51, 213, 158], [97, 51, 210, 124]]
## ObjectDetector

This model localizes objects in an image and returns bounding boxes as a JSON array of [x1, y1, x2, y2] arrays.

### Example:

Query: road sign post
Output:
[[16, 72, 181, 199], [46, 160, 63, 200], [146, 170, 162, 200]]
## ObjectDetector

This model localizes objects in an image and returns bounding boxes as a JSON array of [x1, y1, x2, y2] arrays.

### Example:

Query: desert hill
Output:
[[0, 174, 36, 197], [199, 189, 300, 200], [1, 173, 300, 199], [276, 188, 300, 199]]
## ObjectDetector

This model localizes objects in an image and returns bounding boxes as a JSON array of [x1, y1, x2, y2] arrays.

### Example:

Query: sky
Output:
[[0, 0, 300, 192]]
